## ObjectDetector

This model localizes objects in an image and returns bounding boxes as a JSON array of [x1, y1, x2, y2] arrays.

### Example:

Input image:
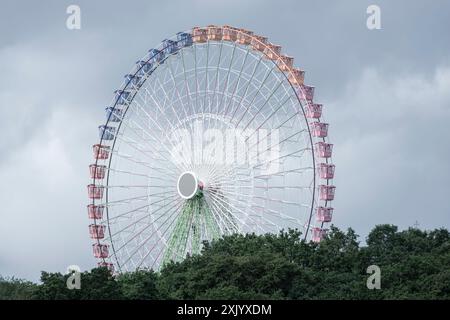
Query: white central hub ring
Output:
[[177, 171, 198, 199]]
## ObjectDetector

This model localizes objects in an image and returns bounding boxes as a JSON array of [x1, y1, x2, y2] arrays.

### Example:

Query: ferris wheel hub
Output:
[[177, 171, 199, 199]]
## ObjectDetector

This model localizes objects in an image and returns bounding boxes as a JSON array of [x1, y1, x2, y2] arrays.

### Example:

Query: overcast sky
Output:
[[0, 0, 449, 281]]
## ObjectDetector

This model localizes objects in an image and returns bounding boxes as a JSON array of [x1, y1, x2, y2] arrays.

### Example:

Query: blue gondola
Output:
[[177, 32, 193, 47], [98, 125, 116, 140], [149, 48, 165, 64], [114, 90, 132, 105], [163, 39, 179, 55], [135, 60, 154, 76], [105, 107, 123, 122], [124, 74, 144, 87]]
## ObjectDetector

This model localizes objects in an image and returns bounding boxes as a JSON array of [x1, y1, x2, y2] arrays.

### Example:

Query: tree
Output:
[[32, 267, 122, 300], [3, 225, 450, 300], [118, 270, 159, 300], [0, 276, 37, 300]]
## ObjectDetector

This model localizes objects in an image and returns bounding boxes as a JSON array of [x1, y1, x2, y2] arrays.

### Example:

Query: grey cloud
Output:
[[328, 66, 450, 237], [0, 0, 449, 281]]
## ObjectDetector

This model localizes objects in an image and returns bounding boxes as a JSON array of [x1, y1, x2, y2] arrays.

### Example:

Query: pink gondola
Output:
[[316, 207, 333, 222], [97, 262, 114, 273], [311, 122, 329, 138], [299, 85, 315, 101], [319, 163, 335, 179], [278, 55, 294, 72], [236, 29, 254, 45], [264, 43, 281, 60], [207, 25, 222, 41], [315, 142, 333, 158], [319, 185, 336, 201], [288, 68, 305, 86], [89, 164, 107, 179], [87, 204, 104, 219], [192, 26, 207, 43], [89, 224, 105, 239], [251, 35, 268, 52], [312, 227, 328, 242], [87, 184, 104, 199], [93, 243, 109, 258], [305, 103, 322, 118], [222, 25, 238, 41], [93, 144, 110, 160]]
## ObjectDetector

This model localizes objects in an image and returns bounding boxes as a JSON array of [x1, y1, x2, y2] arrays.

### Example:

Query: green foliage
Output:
[[1, 224, 449, 300], [31, 267, 122, 300], [0, 276, 37, 300], [117, 269, 159, 299]]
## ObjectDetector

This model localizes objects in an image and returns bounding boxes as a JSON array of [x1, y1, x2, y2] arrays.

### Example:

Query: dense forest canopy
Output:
[[1, 224, 449, 299]]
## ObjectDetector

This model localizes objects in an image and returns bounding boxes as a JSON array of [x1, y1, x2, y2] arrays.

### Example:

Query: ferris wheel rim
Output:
[[88, 25, 335, 274]]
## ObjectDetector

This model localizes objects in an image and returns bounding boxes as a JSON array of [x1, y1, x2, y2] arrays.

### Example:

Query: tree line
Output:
[[1, 224, 449, 299]]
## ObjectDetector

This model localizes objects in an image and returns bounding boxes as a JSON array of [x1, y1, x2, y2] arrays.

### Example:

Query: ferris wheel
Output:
[[87, 25, 336, 273]]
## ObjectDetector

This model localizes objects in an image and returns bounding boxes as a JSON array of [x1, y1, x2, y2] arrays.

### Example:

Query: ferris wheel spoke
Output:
[[204, 193, 240, 233], [211, 41, 224, 112], [206, 165, 251, 186], [106, 203, 173, 229], [113, 131, 161, 164], [223, 46, 251, 117], [111, 206, 180, 259], [171, 201, 198, 261], [108, 195, 180, 240], [206, 189, 266, 234], [151, 71, 184, 128], [206, 188, 264, 231], [99, 194, 148, 206], [245, 108, 300, 144], [165, 52, 195, 133], [244, 103, 299, 147], [253, 166, 314, 178], [127, 97, 191, 168], [112, 150, 176, 177], [229, 54, 267, 124], [216, 43, 238, 115], [207, 174, 252, 190], [207, 189, 257, 214], [113, 120, 182, 174], [248, 208, 298, 231], [193, 43, 200, 115], [202, 42, 224, 169], [109, 139, 179, 171], [107, 167, 177, 181], [254, 185, 312, 190], [250, 203, 306, 229], [250, 195, 305, 224], [178, 47, 195, 115], [248, 129, 309, 163], [205, 197, 239, 235], [207, 192, 254, 220], [252, 195, 302, 207], [123, 115, 189, 172], [112, 197, 184, 262], [106, 184, 176, 189], [202, 40, 211, 116], [133, 201, 185, 269], [134, 83, 191, 160], [106, 193, 179, 223], [147, 214, 183, 270], [250, 147, 309, 171], [134, 86, 175, 132], [241, 88, 291, 133], [202, 198, 228, 236]]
